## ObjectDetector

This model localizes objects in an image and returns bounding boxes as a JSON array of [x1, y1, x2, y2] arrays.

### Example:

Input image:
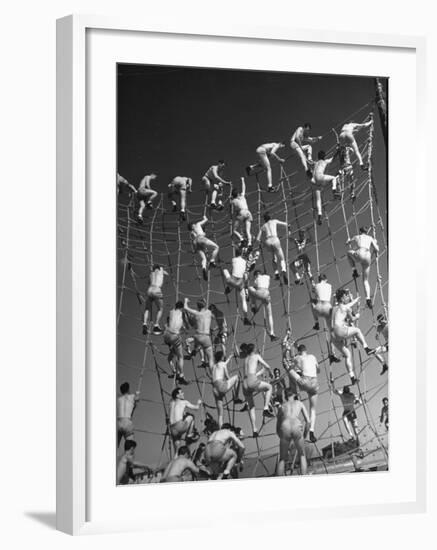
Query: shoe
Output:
[[251, 306, 257, 315], [263, 409, 275, 419], [274, 272, 280, 280], [365, 347, 375, 356], [199, 361, 208, 369], [210, 202, 216, 209], [313, 322, 320, 331], [172, 204, 177, 212], [295, 279, 302, 285], [243, 317, 252, 326], [350, 375, 357, 385], [142, 324, 148, 335], [366, 298, 373, 309], [217, 202, 224, 211], [209, 261, 216, 269], [317, 215, 322, 226], [168, 372, 176, 379], [233, 397, 244, 405], [137, 215, 144, 224], [240, 403, 249, 412], [186, 430, 200, 444], [282, 272, 288, 285], [329, 354, 341, 364], [202, 268, 208, 281], [177, 375, 189, 386], [352, 269, 360, 279], [267, 186, 275, 193], [246, 244, 253, 253], [252, 431, 259, 438], [380, 364, 388, 375], [152, 325, 163, 335], [361, 163, 369, 171], [224, 286, 231, 295], [180, 211, 186, 221], [270, 334, 279, 342], [146, 202, 153, 209], [309, 431, 317, 443], [245, 166, 252, 176]]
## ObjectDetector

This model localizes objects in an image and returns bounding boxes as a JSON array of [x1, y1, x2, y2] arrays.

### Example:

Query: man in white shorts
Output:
[[202, 160, 231, 210], [142, 264, 168, 335], [117, 382, 140, 447], [256, 212, 289, 283], [346, 226, 379, 308], [290, 123, 322, 177], [222, 250, 250, 325], [332, 384, 362, 442], [339, 116, 373, 169], [183, 298, 214, 370], [169, 387, 202, 452], [276, 389, 310, 476], [204, 424, 245, 479], [246, 142, 285, 191], [136, 173, 158, 223], [285, 344, 320, 443], [331, 289, 375, 384], [312, 150, 339, 225], [231, 177, 253, 247], [163, 300, 188, 385], [188, 215, 219, 281], [248, 270, 278, 341], [168, 176, 192, 220], [212, 350, 241, 428]]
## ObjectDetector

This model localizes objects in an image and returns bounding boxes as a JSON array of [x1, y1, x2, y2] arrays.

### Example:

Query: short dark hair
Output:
[[178, 445, 190, 457], [214, 350, 224, 362], [317, 150, 326, 160], [382, 397, 388, 404], [246, 343, 255, 354], [284, 388, 295, 400], [274, 368, 280, 375], [197, 299, 206, 310], [231, 188, 239, 198], [124, 440, 137, 452], [175, 300, 184, 309], [253, 269, 260, 277], [336, 288, 348, 302], [263, 212, 271, 222], [343, 385, 350, 393], [377, 313, 386, 322], [319, 274, 327, 282], [221, 422, 232, 430], [120, 382, 130, 394], [218, 159, 225, 165], [152, 264, 161, 271], [303, 122, 312, 129], [171, 387, 182, 399], [208, 303, 217, 312], [297, 344, 306, 353], [359, 226, 369, 234]]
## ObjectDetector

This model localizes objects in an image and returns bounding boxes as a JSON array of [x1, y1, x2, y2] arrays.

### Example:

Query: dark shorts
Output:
[[343, 410, 357, 422]]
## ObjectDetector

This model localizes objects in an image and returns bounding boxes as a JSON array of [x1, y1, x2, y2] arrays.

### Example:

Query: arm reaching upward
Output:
[[241, 177, 246, 196], [271, 144, 285, 163]]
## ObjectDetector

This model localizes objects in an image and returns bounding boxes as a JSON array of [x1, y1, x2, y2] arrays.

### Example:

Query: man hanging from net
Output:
[[290, 229, 313, 285], [117, 382, 140, 448], [231, 177, 253, 247], [183, 298, 214, 370], [290, 122, 322, 178], [202, 160, 231, 210], [169, 387, 202, 452], [204, 423, 245, 479], [245, 141, 286, 192], [338, 114, 373, 170], [346, 226, 380, 309], [168, 175, 192, 220], [311, 150, 339, 225], [212, 350, 242, 428], [188, 214, 220, 281], [256, 212, 289, 283], [332, 384, 362, 442], [136, 173, 158, 224], [163, 300, 189, 385], [374, 312, 389, 375], [248, 270, 278, 341], [142, 264, 168, 335]]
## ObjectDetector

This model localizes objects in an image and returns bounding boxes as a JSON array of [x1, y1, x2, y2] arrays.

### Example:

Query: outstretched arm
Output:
[[372, 238, 380, 254], [184, 298, 199, 317], [185, 399, 203, 411], [212, 166, 230, 185], [198, 215, 208, 227], [257, 355, 273, 376], [241, 177, 246, 196], [271, 144, 284, 163]]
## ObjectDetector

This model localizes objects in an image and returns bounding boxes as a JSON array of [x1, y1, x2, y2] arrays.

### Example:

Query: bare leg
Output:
[[315, 189, 322, 216], [350, 137, 363, 166], [258, 152, 273, 188], [245, 219, 252, 244], [309, 394, 318, 432], [343, 416, 353, 438], [155, 298, 164, 327], [261, 382, 273, 410], [274, 243, 286, 272], [198, 249, 207, 270], [265, 302, 275, 336], [349, 327, 369, 349], [362, 264, 371, 300], [180, 189, 187, 212], [277, 437, 290, 476], [205, 346, 214, 370], [233, 219, 243, 242], [143, 302, 152, 325], [240, 288, 248, 314], [176, 347, 184, 377], [138, 200, 146, 218], [295, 437, 307, 475], [222, 449, 238, 477], [216, 397, 224, 428], [347, 250, 357, 269], [294, 147, 309, 171]]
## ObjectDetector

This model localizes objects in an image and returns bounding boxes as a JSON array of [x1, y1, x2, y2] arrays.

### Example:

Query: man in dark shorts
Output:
[[333, 384, 362, 441]]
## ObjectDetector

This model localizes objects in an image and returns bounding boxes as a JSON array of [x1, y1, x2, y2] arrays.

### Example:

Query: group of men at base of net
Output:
[[117, 115, 389, 483]]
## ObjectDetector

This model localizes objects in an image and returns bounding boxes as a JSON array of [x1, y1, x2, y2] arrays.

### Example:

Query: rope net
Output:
[[117, 100, 388, 480]]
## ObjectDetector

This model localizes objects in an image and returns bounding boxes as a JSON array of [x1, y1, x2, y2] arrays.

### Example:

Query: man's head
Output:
[[317, 150, 326, 160], [175, 300, 184, 310], [303, 122, 312, 135], [297, 344, 306, 354], [152, 264, 161, 271], [178, 445, 190, 457], [377, 313, 386, 324], [124, 440, 137, 455], [382, 397, 388, 406], [214, 349, 224, 363], [197, 299, 206, 311], [298, 230, 305, 240], [120, 382, 130, 395], [172, 387, 183, 400], [234, 248, 242, 258], [319, 274, 328, 282], [343, 385, 350, 394], [149, 173, 157, 180], [263, 212, 271, 222], [208, 303, 217, 313], [218, 160, 226, 168], [231, 188, 239, 198], [335, 288, 349, 303], [284, 388, 296, 401], [273, 368, 281, 378], [359, 226, 369, 235], [221, 422, 232, 430], [253, 269, 260, 278], [245, 343, 255, 355]]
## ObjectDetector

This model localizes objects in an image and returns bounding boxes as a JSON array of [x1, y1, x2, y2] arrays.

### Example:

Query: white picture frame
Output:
[[56, 14, 427, 535]]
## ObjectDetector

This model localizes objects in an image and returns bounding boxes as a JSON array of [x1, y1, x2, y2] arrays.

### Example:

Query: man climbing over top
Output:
[[168, 175, 192, 220], [188, 215, 220, 281], [338, 115, 373, 169], [169, 387, 202, 452], [256, 212, 289, 283], [246, 142, 286, 192], [208, 303, 228, 355], [136, 173, 158, 223], [202, 160, 231, 210], [346, 226, 380, 309], [142, 264, 168, 335], [231, 177, 253, 247], [290, 123, 322, 177]]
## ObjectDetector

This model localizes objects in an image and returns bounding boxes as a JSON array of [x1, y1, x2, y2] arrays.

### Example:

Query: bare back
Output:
[[117, 394, 136, 418], [169, 399, 188, 424], [194, 309, 212, 334], [168, 308, 184, 333]]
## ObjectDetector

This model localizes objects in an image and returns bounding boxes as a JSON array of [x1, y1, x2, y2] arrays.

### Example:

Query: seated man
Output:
[[117, 440, 149, 485], [202, 160, 231, 210], [339, 115, 373, 169], [117, 382, 140, 447], [290, 230, 313, 285], [163, 301, 188, 385], [169, 387, 202, 451], [276, 390, 310, 476], [246, 142, 286, 191], [136, 173, 158, 223], [290, 123, 322, 177], [256, 212, 289, 283], [212, 350, 241, 427], [248, 270, 278, 341], [333, 384, 362, 442], [222, 250, 250, 324], [183, 298, 214, 370], [188, 215, 219, 281], [374, 313, 389, 375], [231, 177, 253, 246], [204, 424, 245, 479], [161, 446, 200, 483], [142, 264, 168, 335], [168, 176, 192, 220], [312, 150, 339, 224]]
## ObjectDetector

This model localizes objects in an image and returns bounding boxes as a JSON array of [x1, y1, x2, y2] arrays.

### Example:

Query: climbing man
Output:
[[333, 384, 362, 442], [374, 312, 389, 375], [161, 446, 200, 483], [183, 298, 214, 370], [222, 250, 250, 325], [117, 382, 140, 447], [256, 212, 289, 283], [241, 342, 275, 437], [380, 397, 389, 431], [117, 440, 149, 485], [142, 264, 168, 335], [290, 229, 313, 285], [168, 176, 192, 220], [163, 300, 188, 385], [136, 173, 158, 223], [202, 160, 231, 210], [169, 387, 202, 451], [246, 142, 286, 192], [331, 289, 375, 384], [248, 270, 278, 341], [231, 177, 253, 247], [117, 173, 137, 196], [312, 150, 339, 224], [188, 215, 219, 281], [285, 344, 320, 443], [290, 123, 323, 177], [212, 351, 241, 427], [208, 303, 228, 355], [276, 389, 310, 476], [338, 115, 373, 169], [204, 423, 245, 479], [346, 226, 380, 309], [271, 367, 288, 408]]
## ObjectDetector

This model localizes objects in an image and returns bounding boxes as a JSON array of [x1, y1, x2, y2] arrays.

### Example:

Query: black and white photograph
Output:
[[116, 64, 388, 485]]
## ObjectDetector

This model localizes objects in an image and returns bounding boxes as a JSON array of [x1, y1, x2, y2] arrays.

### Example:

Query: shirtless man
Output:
[[222, 250, 250, 325], [169, 387, 202, 451], [374, 313, 389, 375], [202, 161, 231, 210], [117, 440, 149, 485], [212, 351, 240, 427], [117, 382, 140, 447], [333, 384, 362, 441], [380, 397, 389, 430], [136, 173, 158, 223], [248, 270, 277, 341], [246, 142, 285, 192], [204, 424, 245, 479], [241, 342, 274, 437], [161, 446, 200, 483], [142, 264, 168, 335], [168, 176, 192, 220], [117, 173, 137, 196], [271, 368, 287, 407], [286, 344, 320, 443], [338, 145, 355, 199], [208, 303, 228, 355], [312, 150, 339, 224], [290, 230, 313, 285], [163, 301, 188, 385], [331, 289, 375, 384], [276, 390, 310, 476], [184, 298, 214, 370], [339, 116, 373, 169], [290, 123, 322, 177], [188, 215, 219, 281], [347, 227, 380, 308], [231, 177, 253, 246], [256, 212, 289, 283], [311, 274, 340, 364]]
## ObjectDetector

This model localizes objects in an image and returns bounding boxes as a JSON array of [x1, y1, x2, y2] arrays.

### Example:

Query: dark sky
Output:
[[116, 64, 388, 475]]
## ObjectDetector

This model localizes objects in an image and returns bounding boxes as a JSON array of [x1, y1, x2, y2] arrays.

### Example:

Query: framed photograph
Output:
[[57, 15, 426, 535]]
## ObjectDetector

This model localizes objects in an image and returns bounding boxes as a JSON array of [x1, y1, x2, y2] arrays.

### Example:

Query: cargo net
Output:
[[117, 100, 388, 481]]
